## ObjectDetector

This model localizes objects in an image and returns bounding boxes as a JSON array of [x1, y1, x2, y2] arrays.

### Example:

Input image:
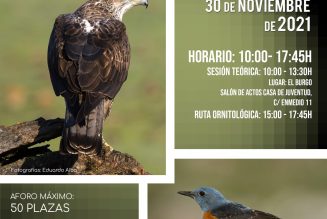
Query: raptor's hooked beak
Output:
[[178, 191, 195, 199], [141, 0, 149, 8]]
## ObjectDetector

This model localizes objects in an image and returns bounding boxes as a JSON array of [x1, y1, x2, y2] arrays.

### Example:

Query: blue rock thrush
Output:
[[178, 187, 280, 219]]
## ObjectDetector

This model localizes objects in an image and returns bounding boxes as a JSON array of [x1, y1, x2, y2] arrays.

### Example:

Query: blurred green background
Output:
[[149, 160, 327, 219], [0, 184, 138, 219], [0, 0, 165, 174], [175, 1, 318, 148]]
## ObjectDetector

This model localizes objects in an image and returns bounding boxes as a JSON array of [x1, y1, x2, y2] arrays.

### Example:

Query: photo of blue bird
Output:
[[178, 187, 280, 219]]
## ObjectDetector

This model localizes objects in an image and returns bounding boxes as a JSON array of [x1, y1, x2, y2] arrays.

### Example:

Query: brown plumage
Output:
[[47, 0, 148, 155]]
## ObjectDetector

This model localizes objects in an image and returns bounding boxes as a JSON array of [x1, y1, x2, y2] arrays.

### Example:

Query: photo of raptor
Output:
[[47, 0, 149, 155]]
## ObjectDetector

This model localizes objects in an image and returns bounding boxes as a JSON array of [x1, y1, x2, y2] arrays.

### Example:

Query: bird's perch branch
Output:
[[0, 117, 63, 155], [0, 117, 148, 175]]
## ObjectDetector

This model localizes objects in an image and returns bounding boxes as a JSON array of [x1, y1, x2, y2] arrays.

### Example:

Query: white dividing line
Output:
[[139, 183, 148, 219], [165, 0, 176, 185], [174, 149, 327, 159]]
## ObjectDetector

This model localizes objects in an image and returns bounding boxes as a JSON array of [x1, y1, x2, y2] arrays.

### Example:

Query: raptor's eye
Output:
[[199, 191, 205, 196]]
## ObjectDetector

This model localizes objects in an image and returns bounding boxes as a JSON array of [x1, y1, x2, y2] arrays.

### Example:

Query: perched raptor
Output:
[[47, 0, 148, 155], [178, 187, 280, 219]]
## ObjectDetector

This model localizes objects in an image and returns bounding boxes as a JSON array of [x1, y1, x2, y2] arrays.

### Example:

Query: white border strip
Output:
[[0, 175, 174, 184], [139, 183, 148, 219], [165, 0, 175, 183], [174, 149, 327, 159]]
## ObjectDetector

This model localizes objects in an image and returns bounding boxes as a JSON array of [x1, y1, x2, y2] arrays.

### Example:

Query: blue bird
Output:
[[178, 187, 280, 219]]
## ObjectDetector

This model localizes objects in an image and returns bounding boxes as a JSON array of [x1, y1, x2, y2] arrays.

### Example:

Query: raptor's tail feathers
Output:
[[60, 96, 105, 155]]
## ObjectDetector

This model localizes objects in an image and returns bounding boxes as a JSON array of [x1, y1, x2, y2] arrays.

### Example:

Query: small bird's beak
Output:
[[178, 191, 195, 199]]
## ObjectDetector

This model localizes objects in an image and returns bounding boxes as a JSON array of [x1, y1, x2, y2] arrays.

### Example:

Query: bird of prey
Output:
[[178, 187, 280, 219], [47, 0, 148, 155]]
